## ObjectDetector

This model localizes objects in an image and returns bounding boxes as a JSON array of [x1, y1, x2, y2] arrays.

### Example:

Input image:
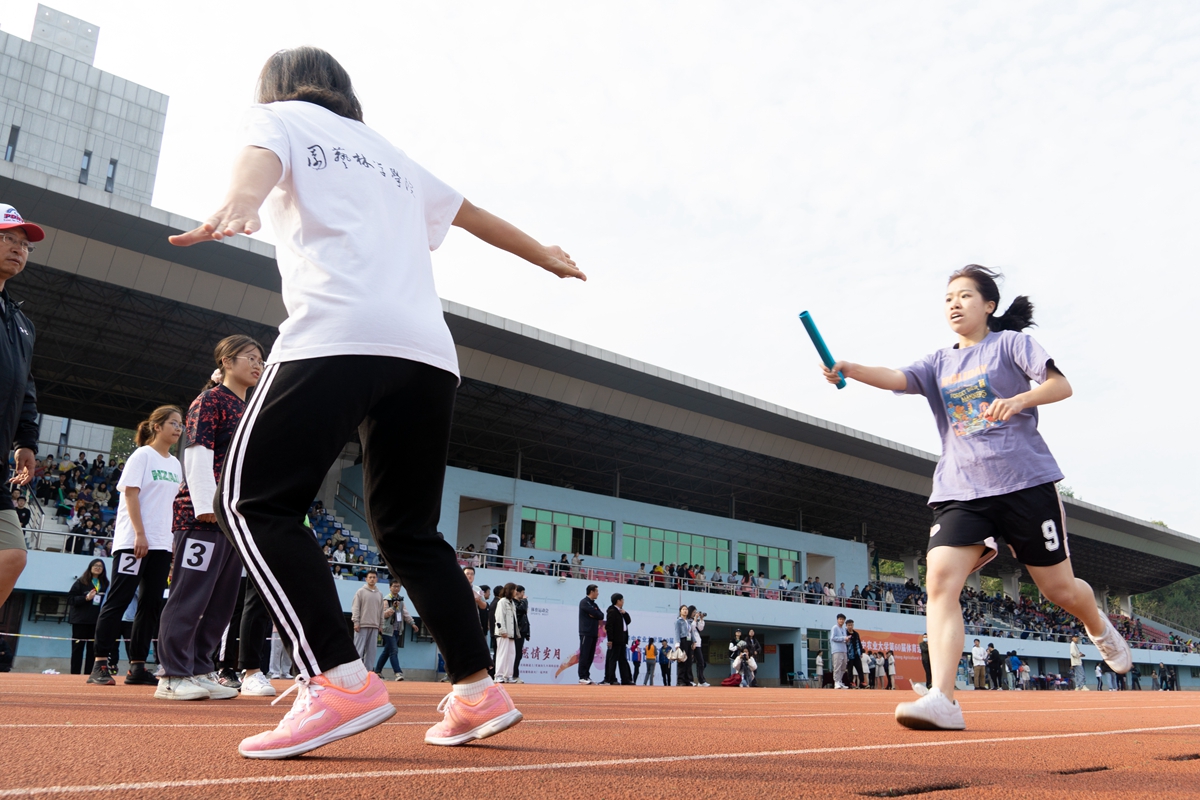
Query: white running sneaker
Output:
[[1089, 615, 1133, 674], [912, 682, 929, 697], [241, 671, 278, 697], [194, 673, 240, 699], [394, 674, 405, 682], [155, 676, 210, 701], [834, 682, 847, 689], [579, 679, 593, 685], [894, 687, 965, 731]]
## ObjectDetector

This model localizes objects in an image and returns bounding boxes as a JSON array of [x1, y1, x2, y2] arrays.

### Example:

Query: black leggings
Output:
[[93, 550, 172, 661], [216, 356, 491, 682], [70, 623, 96, 674]]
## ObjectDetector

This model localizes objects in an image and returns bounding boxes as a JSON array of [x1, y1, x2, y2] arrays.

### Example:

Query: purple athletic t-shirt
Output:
[[897, 330, 1064, 504]]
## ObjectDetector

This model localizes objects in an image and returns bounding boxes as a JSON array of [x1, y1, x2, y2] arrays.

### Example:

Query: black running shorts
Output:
[[928, 482, 1069, 572]]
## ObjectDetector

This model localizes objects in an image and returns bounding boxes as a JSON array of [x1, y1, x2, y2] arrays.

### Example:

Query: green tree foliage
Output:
[[109, 428, 136, 462], [1134, 575, 1200, 633]]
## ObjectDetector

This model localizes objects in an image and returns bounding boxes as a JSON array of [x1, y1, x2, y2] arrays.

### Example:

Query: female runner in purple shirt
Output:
[[822, 264, 1131, 731]]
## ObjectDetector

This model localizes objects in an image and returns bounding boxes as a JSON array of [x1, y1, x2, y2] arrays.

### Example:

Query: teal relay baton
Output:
[[799, 310, 846, 389]]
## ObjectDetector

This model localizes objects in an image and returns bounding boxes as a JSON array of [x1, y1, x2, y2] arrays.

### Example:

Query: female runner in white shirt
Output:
[[171, 46, 584, 759]]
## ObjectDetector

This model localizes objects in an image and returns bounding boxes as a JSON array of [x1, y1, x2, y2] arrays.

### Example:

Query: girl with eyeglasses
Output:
[[156, 336, 264, 701], [87, 405, 183, 687]]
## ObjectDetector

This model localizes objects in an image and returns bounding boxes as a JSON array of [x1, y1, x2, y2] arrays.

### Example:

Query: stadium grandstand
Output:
[[3, 6, 1199, 689]]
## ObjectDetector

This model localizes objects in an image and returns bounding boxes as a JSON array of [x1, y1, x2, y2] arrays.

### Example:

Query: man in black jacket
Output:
[[986, 643, 1004, 690], [0, 205, 42, 609], [577, 584, 604, 685], [845, 620, 866, 688], [919, 632, 932, 688], [602, 593, 632, 685], [513, 586, 530, 684]]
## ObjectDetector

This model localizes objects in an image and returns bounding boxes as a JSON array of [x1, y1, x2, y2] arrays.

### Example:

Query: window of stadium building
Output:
[[621, 525, 730, 572], [519, 507, 613, 558], [737, 542, 799, 580]]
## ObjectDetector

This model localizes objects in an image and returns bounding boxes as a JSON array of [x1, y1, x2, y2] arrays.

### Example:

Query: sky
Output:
[[4, 1, 1198, 534]]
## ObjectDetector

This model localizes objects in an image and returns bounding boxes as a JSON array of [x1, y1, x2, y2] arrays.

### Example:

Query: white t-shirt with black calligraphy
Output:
[[114, 446, 182, 552], [242, 101, 465, 376]]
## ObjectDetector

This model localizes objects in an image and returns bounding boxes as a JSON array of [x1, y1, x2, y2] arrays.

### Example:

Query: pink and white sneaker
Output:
[[239, 673, 396, 759], [424, 684, 523, 746]]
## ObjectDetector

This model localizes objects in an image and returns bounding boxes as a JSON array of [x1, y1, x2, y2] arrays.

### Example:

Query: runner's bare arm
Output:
[[824, 362, 908, 392], [169, 147, 283, 247], [452, 199, 585, 281]]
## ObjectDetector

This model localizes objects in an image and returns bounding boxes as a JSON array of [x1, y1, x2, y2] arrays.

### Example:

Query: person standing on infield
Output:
[[88, 407, 184, 687], [577, 584, 604, 685], [375, 579, 417, 680], [171, 47, 582, 758], [919, 633, 932, 690], [0, 205, 43, 610], [512, 586, 530, 684], [603, 593, 632, 685], [155, 335, 263, 701], [1070, 635, 1085, 690], [831, 614, 849, 689], [352, 570, 385, 670], [824, 265, 1132, 730]]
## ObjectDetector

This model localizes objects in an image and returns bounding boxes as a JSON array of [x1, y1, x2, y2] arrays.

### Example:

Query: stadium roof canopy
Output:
[[4, 161, 1199, 596]]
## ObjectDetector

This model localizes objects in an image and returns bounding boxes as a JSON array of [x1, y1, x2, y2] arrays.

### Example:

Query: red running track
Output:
[[1, 675, 1198, 799]]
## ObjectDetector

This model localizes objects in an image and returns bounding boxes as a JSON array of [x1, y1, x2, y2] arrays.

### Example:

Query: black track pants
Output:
[[216, 575, 247, 671], [157, 527, 243, 677], [93, 550, 172, 662], [238, 576, 283, 673], [216, 356, 491, 682]]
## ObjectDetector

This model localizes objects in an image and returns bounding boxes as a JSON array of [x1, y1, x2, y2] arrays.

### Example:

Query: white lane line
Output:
[[2, 704, 1196, 729], [2, 722, 1198, 797]]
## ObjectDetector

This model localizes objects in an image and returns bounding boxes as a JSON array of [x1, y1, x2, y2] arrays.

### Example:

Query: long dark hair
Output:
[[256, 47, 364, 122], [78, 558, 108, 590], [948, 265, 1035, 332], [203, 334, 265, 391]]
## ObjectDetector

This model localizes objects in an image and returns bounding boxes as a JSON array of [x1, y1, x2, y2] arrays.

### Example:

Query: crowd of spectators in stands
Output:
[[1112, 616, 1199, 653], [959, 587, 1087, 642], [12, 451, 124, 555]]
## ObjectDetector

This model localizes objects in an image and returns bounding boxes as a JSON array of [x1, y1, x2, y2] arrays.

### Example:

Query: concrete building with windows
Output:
[[2, 7, 1198, 687], [1, 5, 167, 206]]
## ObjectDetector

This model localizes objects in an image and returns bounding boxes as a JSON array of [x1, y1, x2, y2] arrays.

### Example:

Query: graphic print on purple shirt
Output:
[[173, 384, 247, 531], [941, 364, 1002, 438], [897, 330, 1064, 504]]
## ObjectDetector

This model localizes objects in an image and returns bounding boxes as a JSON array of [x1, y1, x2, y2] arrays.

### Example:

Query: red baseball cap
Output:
[[0, 205, 45, 242]]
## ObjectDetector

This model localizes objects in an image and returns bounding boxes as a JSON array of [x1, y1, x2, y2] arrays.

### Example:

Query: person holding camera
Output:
[[673, 604, 693, 686], [732, 641, 757, 687], [374, 579, 417, 681]]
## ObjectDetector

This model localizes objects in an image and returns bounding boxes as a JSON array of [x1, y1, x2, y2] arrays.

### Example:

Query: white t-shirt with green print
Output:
[[114, 446, 183, 552]]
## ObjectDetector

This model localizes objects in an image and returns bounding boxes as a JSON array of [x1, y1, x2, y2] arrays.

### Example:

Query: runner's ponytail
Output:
[[948, 264, 1036, 332]]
